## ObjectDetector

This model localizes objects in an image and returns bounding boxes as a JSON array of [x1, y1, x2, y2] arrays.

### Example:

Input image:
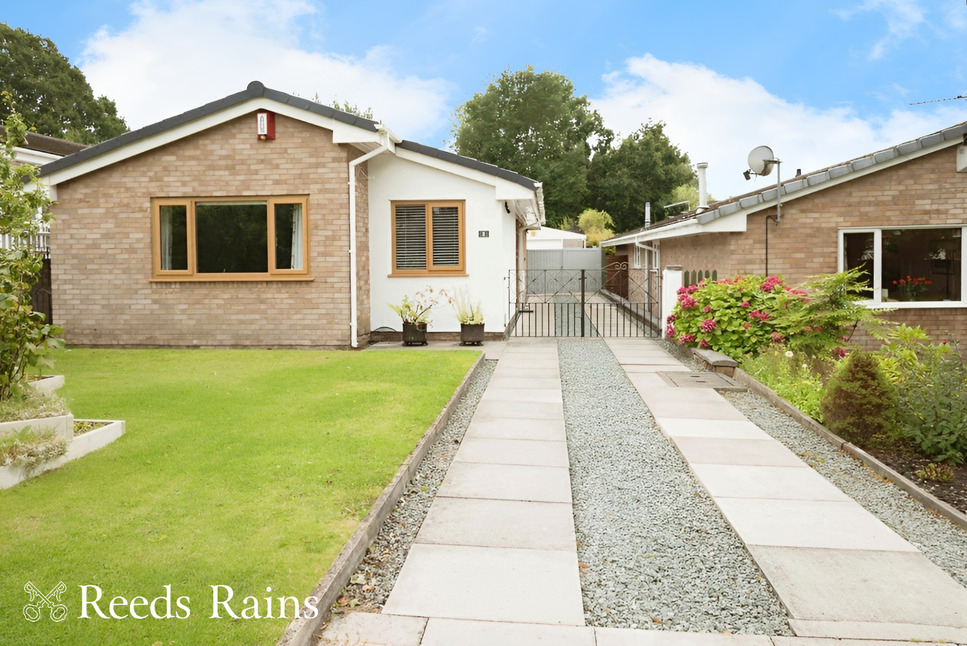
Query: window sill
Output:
[[865, 300, 966, 310], [389, 271, 468, 278], [151, 275, 314, 283]]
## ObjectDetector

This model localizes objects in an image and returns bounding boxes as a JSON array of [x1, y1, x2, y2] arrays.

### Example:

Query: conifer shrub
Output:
[[820, 350, 898, 447]]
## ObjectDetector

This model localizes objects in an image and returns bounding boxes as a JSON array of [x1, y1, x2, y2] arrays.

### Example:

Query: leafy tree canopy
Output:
[[451, 66, 612, 228], [588, 121, 695, 233], [0, 23, 127, 144], [576, 208, 614, 248]]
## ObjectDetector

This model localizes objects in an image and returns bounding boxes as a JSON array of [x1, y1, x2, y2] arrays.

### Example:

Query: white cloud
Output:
[[592, 54, 963, 201], [79, 0, 454, 142], [833, 0, 927, 60]]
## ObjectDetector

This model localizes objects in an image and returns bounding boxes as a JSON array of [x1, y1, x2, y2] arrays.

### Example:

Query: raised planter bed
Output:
[[27, 375, 65, 397], [0, 419, 125, 490]]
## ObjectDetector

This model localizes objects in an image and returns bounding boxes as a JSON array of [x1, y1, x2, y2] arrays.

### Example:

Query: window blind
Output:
[[395, 204, 427, 269], [431, 206, 460, 267]]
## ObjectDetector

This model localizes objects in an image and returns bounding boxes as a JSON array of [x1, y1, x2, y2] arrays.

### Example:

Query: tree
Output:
[[0, 24, 127, 144], [576, 208, 614, 248], [330, 99, 374, 120], [0, 112, 63, 399], [451, 67, 611, 228], [587, 122, 694, 233]]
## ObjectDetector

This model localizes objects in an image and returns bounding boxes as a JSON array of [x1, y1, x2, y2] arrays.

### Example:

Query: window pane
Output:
[[274, 203, 303, 270], [843, 231, 874, 298], [431, 206, 460, 267], [883, 228, 961, 302], [159, 205, 188, 271], [395, 204, 427, 270], [196, 202, 268, 273]]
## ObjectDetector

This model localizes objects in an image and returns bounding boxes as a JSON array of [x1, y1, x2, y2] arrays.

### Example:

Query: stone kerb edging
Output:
[[276, 353, 485, 646], [730, 365, 967, 533], [0, 418, 125, 490]]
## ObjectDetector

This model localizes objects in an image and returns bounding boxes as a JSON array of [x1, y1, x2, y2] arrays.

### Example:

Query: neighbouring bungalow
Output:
[[604, 123, 967, 347], [525, 225, 587, 250], [38, 81, 544, 348]]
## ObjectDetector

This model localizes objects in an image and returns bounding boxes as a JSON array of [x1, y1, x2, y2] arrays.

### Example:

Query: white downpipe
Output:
[[348, 141, 390, 348]]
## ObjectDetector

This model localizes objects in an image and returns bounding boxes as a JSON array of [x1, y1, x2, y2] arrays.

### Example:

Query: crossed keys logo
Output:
[[23, 581, 68, 622]]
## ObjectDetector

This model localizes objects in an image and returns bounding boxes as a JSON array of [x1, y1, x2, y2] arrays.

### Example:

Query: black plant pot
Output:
[[402, 321, 428, 346], [460, 323, 485, 346]]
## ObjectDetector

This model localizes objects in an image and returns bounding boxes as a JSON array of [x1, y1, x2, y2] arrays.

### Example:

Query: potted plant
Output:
[[389, 287, 446, 346], [452, 289, 485, 346]]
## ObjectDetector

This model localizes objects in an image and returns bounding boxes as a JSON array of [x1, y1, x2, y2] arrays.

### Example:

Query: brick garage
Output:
[[606, 123, 967, 348]]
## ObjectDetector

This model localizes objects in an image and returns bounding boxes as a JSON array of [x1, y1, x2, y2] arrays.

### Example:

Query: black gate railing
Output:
[[508, 264, 660, 338]]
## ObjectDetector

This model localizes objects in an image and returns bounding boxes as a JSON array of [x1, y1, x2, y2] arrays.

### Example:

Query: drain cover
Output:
[[658, 371, 745, 391]]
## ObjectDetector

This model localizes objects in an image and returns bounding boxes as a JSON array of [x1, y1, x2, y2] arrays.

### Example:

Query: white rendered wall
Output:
[[368, 154, 520, 333]]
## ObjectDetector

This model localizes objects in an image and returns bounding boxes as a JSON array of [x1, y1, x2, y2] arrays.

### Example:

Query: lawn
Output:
[[0, 348, 478, 645]]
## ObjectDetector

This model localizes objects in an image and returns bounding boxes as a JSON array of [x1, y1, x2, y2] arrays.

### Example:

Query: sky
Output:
[[4, 0, 967, 201]]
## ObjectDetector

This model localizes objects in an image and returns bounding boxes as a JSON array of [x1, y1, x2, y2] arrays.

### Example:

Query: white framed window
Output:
[[632, 245, 641, 269], [838, 226, 964, 307]]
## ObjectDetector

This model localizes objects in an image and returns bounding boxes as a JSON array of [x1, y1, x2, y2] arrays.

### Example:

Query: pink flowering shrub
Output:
[[667, 269, 877, 359]]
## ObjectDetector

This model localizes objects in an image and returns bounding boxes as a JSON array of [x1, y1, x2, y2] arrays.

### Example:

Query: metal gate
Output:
[[507, 259, 661, 337]]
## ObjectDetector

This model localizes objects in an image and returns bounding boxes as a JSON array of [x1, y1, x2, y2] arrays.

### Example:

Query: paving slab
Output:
[[473, 399, 565, 421], [595, 628, 772, 645], [626, 372, 675, 392], [436, 462, 573, 503], [611, 355, 685, 366], [415, 497, 576, 550], [421, 618, 594, 645], [748, 546, 967, 630], [453, 437, 570, 467], [642, 392, 749, 420], [382, 543, 585, 625], [492, 365, 561, 378], [690, 464, 851, 501], [622, 363, 693, 373], [658, 371, 744, 390], [479, 387, 563, 404], [487, 376, 563, 390], [715, 498, 918, 551], [658, 419, 773, 441], [672, 437, 805, 466], [785, 619, 967, 643], [317, 612, 426, 645], [464, 417, 567, 442]]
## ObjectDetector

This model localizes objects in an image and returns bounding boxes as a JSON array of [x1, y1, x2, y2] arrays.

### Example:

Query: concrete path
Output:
[[319, 339, 967, 645]]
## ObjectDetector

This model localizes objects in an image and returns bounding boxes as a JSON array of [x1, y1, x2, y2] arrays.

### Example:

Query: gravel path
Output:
[[559, 339, 792, 634]]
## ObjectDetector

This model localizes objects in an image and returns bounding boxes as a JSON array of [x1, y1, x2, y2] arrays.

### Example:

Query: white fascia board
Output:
[[43, 98, 383, 186], [394, 146, 502, 188], [15, 147, 61, 166], [495, 177, 537, 201], [606, 212, 747, 247]]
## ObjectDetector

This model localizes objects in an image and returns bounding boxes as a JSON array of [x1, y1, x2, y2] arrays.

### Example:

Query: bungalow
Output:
[[604, 122, 967, 347], [38, 81, 544, 348]]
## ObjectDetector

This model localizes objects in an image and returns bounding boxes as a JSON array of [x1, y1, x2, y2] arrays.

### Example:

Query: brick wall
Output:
[[637, 146, 967, 346], [50, 113, 366, 348]]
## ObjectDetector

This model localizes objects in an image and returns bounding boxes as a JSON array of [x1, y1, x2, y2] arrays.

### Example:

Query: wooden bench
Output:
[[691, 348, 738, 377]]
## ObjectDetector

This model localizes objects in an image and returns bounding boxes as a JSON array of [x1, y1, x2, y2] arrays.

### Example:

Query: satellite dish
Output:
[[748, 145, 776, 176]]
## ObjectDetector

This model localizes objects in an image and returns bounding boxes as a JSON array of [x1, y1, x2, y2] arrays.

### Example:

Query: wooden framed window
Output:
[[152, 196, 309, 280], [391, 200, 465, 275]]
